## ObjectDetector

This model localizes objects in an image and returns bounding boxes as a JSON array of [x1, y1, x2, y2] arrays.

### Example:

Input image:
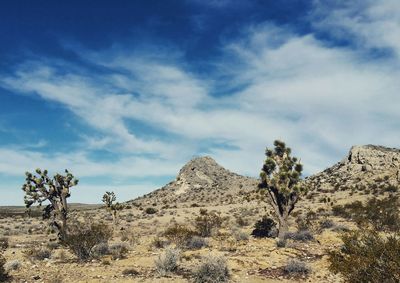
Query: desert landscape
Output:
[[1, 1, 400, 282], [0, 143, 399, 282]]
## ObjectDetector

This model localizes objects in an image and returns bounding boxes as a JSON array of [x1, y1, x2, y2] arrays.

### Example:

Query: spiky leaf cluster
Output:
[[102, 191, 124, 212], [22, 169, 79, 210], [259, 140, 307, 197]]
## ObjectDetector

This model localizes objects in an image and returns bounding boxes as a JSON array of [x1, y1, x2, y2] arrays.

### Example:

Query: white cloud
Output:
[[312, 0, 400, 59], [1, 0, 400, 205]]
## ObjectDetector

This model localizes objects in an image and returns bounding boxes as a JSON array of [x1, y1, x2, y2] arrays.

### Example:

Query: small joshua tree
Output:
[[102, 191, 124, 227], [22, 169, 79, 241], [258, 140, 307, 240]]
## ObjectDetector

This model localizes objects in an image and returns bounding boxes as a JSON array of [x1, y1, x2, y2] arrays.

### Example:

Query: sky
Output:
[[1, 0, 400, 205]]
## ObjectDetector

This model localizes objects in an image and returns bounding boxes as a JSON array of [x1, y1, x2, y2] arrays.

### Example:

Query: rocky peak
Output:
[[307, 144, 400, 191], [345, 145, 400, 170], [133, 155, 258, 207]]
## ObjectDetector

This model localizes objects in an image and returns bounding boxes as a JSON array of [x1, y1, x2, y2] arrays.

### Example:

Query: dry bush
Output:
[[122, 268, 139, 276], [193, 255, 230, 283], [194, 209, 223, 237], [284, 230, 314, 242], [64, 222, 112, 261], [24, 246, 52, 261], [284, 259, 311, 275], [186, 236, 208, 250], [162, 223, 196, 247], [155, 248, 180, 276], [4, 259, 21, 272], [109, 242, 129, 259], [328, 229, 400, 283], [232, 228, 249, 242], [332, 196, 400, 232]]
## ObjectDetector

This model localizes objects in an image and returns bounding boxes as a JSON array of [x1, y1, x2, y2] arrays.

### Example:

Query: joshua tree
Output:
[[258, 140, 307, 240], [22, 169, 79, 241], [102, 191, 124, 227]]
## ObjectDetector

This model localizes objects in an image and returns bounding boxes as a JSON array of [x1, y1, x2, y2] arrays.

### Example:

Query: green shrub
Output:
[[145, 207, 157, 214], [162, 224, 196, 247], [331, 196, 400, 232], [328, 229, 400, 283], [251, 216, 277, 238], [64, 222, 113, 261], [194, 209, 223, 237]]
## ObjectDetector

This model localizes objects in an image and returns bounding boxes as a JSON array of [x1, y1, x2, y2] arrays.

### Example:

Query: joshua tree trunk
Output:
[[278, 216, 289, 240], [55, 192, 69, 242], [112, 210, 119, 228]]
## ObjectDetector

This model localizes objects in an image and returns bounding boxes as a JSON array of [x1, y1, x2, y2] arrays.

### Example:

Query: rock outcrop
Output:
[[132, 156, 258, 207], [306, 145, 400, 191]]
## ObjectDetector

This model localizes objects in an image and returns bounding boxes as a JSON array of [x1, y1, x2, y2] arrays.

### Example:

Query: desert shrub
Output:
[[152, 236, 166, 249], [284, 230, 314, 242], [284, 259, 311, 275], [331, 196, 400, 232], [194, 209, 223, 237], [120, 229, 137, 245], [232, 228, 249, 242], [332, 205, 350, 218], [328, 229, 400, 283], [235, 216, 249, 227], [24, 246, 52, 261], [4, 259, 21, 272], [91, 242, 109, 258], [319, 219, 335, 229], [145, 207, 157, 214], [0, 253, 7, 281], [193, 255, 230, 283], [186, 236, 208, 250], [109, 242, 129, 259], [331, 224, 350, 233], [383, 185, 398, 193], [276, 239, 287, 248], [251, 216, 277, 238], [51, 249, 67, 261], [46, 241, 60, 250], [64, 222, 112, 261], [155, 248, 180, 276], [122, 268, 139, 276], [0, 238, 8, 251], [163, 224, 196, 247], [296, 210, 318, 232]]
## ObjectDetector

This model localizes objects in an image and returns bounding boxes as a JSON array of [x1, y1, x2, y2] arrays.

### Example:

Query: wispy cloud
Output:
[[1, 0, 399, 204]]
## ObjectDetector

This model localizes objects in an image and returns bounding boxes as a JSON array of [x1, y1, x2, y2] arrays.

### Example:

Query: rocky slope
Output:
[[132, 145, 400, 207], [131, 156, 258, 207], [306, 145, 400, 192]]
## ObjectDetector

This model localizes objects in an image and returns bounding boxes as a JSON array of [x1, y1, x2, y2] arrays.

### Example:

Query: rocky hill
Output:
[[131, 145, 400, 208], [306, 145, 400, 193], [131, 156, 258, 207]]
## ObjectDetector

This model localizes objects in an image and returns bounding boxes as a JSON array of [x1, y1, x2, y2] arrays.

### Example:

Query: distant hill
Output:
[[130, 156, 258, 208], [131, 145, 400, 208]]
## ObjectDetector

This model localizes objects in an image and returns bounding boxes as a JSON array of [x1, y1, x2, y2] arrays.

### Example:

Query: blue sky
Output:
[[1, 0, 400, 205]]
